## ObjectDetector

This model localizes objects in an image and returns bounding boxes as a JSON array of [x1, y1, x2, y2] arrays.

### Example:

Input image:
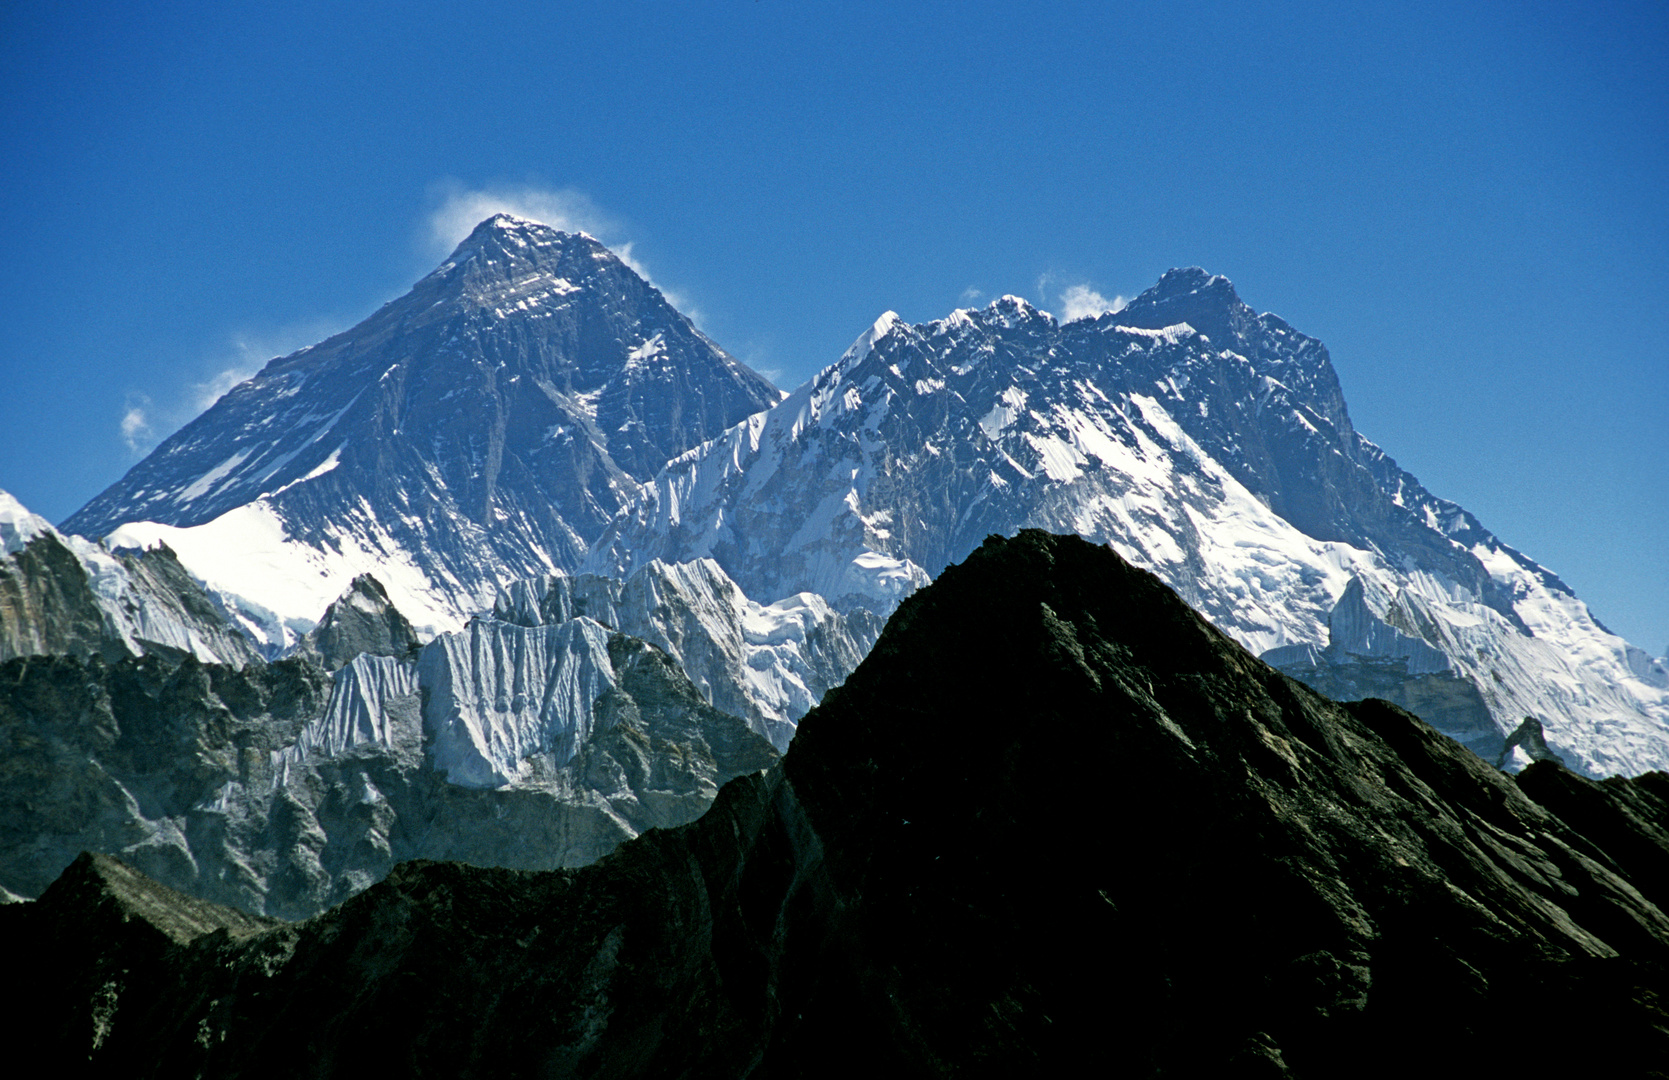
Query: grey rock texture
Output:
[[292, 574, 422, 672], [0, 622, 775, 919], [1, 489, 260, 668], [7, 532, 1668, 1077], [62, 215, 780, 643], [0, 529, 113, 662]]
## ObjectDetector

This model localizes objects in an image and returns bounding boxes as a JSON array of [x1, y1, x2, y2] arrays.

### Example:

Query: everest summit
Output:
[[63, 215, 780, 651]]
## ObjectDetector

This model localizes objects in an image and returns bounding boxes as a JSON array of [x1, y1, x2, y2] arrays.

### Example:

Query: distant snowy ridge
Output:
[[268, 555, 867, 787], [0, 489, 51, 555], [106, 498, 466, 654], [591, 271, 1669, 778]]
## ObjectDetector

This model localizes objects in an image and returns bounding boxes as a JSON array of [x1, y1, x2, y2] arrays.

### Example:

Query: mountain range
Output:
[[43, 217, 1668, 780], [8, 532, 1668, 1077], [0, 213, 1664, 918], [591, 269, 1669, 776]]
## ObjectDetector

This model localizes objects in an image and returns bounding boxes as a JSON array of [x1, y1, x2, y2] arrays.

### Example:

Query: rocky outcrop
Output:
[[8, 532, 1668, 1076], [0, 528, 115, 662], [1, 489, 261, 667], [292, 574, 422, 672], [0, 618, 775, 919], [1497, 715, 1566, 770]]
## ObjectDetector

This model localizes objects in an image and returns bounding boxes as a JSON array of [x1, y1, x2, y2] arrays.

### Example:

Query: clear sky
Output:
[[2, 1, 1664, 653]]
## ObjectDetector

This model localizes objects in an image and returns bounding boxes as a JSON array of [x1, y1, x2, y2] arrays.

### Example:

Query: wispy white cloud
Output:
[[120, 396, 154, 455], [425, 181, 611, 255], [1058, 283, 1128, 322], [959, 286, 985, 305], [425, 180, 704, 325], [190, 366, 258, 414], [189, 319, 349, 412]]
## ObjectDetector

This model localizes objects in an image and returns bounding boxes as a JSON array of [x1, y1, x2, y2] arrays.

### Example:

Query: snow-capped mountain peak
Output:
[[841, 310, 904, 365], [62, 217, 781, 652]]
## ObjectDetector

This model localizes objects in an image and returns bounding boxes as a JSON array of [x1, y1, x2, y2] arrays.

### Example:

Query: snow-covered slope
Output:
[[590, 271, 1669, 777], [64, 215, 780, 651], [491, 559, 883, 751], [0, 488, 259, 667]]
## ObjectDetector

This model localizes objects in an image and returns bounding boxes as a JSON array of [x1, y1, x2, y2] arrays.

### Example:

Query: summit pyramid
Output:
[[64, 216, 780, 648]]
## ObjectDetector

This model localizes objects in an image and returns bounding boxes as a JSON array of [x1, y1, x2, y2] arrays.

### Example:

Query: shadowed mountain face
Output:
[[0, 624, 776, 920], [7, 531, 1668, 1077], [62, 215, 780, 644]]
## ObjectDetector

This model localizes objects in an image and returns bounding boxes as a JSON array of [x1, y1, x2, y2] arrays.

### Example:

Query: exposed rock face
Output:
[[1498, 716, 1566, 770], [0, 650, 332, 907], [9, 532, 1668, 1076], [0, 617, 775, 919], [590, 275, 1668, 776], [292, 574, 422, 672], [65, 215, 780, 648], [491, 559, 884, 751], [0, 528, 113, 662], [1, 489, 260, 668]]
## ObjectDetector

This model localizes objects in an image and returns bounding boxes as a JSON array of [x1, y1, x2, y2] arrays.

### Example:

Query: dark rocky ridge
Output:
[[7, 531, 1668, 1077]]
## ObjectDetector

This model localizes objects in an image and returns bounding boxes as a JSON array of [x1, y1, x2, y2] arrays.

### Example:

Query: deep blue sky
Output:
[[2, 1, 1665, 652]]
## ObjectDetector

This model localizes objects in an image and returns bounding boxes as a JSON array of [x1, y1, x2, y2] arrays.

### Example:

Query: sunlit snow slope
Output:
[[590, 270, 1669, 777]]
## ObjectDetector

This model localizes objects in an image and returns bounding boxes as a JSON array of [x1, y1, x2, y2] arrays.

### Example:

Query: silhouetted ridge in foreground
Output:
[[6, 531, 1669, 1077]]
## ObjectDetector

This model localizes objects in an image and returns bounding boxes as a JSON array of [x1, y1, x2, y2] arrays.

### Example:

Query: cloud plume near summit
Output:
[[426, 183, 612, 254], [1058, 283, 1128, 322], [425, 181, 700, 323]]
